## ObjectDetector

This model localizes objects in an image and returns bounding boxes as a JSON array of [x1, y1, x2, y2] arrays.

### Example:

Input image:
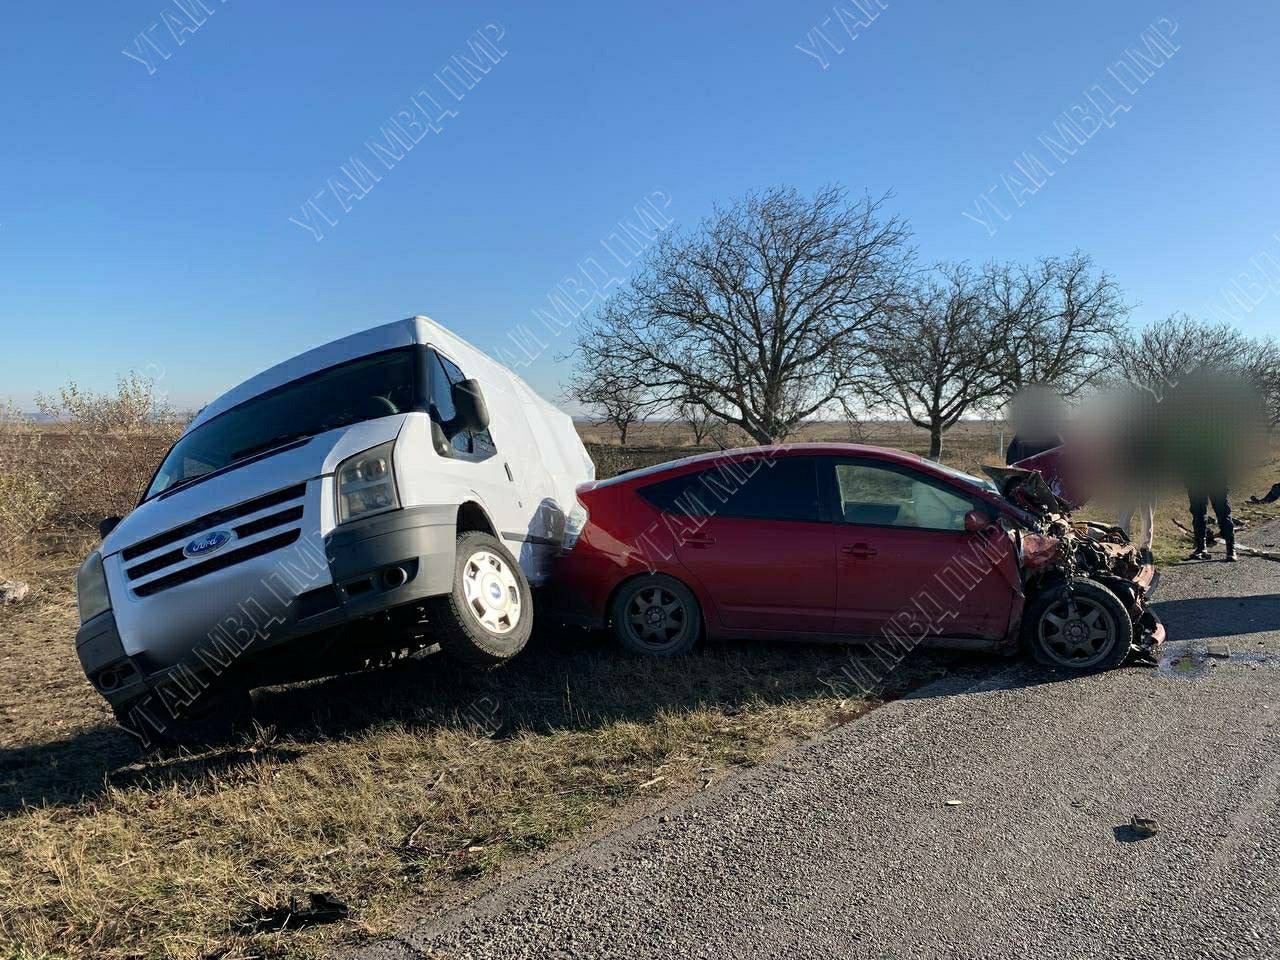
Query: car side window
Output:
[[640, 457, 820, 522], [832, 462, 977, 531], [429, 349, 497, 458]]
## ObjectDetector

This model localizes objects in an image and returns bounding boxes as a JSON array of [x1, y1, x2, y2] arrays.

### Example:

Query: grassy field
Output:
[[2, 418, 1277, 959]]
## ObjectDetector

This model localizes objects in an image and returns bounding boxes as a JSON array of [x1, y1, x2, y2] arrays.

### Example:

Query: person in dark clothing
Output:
[[1161, 368, 1264, 563], [1005, 386, 1065, 466], [1187, 488, 1234, 562]]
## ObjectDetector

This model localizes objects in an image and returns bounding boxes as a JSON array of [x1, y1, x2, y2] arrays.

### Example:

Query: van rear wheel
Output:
[[430, 532, 533, 667]]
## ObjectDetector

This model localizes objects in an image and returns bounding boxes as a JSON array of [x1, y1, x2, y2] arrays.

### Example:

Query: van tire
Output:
[[431, 532, 533, 667]]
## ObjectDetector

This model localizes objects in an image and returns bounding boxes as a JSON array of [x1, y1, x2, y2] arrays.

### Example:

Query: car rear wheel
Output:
[[1023, 579, 1132, 671], [430, 532, 533, 667], [610, 575, 701, 657]]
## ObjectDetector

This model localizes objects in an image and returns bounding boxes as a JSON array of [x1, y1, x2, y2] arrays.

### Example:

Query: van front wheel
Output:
[[430, 532, 533, 667]]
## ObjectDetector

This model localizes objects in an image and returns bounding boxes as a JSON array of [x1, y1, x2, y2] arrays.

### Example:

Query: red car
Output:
[[553, 444, 1163, 672]]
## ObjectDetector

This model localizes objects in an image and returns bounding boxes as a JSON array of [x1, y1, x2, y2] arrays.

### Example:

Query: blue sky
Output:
[[2, 0, 1277, 412]]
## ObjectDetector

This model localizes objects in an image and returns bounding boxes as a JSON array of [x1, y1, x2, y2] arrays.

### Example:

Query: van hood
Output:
[[101, 416, 407, 559]]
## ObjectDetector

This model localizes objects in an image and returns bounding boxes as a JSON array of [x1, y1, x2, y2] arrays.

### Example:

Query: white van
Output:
[[74, 317, 594, 743]]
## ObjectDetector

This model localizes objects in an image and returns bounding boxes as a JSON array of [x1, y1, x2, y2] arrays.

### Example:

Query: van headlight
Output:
[[76, 551, 112, 624], [336, 441, 401, 524]]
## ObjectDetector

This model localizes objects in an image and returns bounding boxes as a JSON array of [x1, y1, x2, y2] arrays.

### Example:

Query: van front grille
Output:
[[121, 484, 307, 561], [132, 529, 303, 597], [121, 484, 309, 597]]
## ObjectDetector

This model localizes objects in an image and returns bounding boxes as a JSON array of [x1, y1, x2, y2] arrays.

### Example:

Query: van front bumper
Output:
[[79, 505, 457, 715]]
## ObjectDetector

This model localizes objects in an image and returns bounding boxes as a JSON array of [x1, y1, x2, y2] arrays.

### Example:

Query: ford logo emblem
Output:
[[184, 530, 234, 559]]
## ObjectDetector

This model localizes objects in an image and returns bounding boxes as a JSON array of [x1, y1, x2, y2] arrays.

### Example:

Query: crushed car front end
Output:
[[985, 465, 1166, 669]]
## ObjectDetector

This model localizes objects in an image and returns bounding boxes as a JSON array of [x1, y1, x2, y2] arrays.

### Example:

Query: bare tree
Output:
[[678, 398, 717, 447], [864, 264, 1007, 459], [985, 252, 1128, 400], [575, 186, 913, 444], [565, 361, 646, 446], [1112, 313, 1256, 396], [1242, 337, 1280, 426]]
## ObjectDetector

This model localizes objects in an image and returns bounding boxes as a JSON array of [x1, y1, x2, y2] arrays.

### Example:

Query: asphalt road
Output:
[[353, 526, 1280, 960]]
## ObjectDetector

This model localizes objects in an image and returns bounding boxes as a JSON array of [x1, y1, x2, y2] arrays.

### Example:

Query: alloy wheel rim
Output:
[[625, 586, 687, 648], [1039, 595, 1118, 668], [461, 550, 521, 635]]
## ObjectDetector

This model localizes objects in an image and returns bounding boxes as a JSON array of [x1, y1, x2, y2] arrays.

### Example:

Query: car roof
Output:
[[592, 442, 937, 489]]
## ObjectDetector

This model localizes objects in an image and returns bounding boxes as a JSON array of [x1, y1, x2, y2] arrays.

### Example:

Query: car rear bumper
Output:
[[78, 505, 458, 717]]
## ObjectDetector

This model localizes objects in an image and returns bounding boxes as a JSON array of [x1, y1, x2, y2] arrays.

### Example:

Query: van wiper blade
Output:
[[228, 431, 316, 462], [149, 435, 317, 503]]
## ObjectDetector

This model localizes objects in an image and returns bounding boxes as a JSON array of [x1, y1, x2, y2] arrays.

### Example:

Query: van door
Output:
[[426, 348, 527, 548]]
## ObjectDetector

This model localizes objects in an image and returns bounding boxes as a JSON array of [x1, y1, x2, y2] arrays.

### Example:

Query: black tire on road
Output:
[[1022, 578, 1133, 672], [610, 575, 702, 657], [430, 531, 533, 667]]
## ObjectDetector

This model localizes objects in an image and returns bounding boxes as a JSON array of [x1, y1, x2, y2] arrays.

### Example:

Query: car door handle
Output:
[[841, 543, 878, 559], [683, 533, 716, 548]]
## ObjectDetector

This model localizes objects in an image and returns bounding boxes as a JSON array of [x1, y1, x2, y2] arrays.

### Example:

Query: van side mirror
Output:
[[451, 379, 490, 433], [99, 516, 122, 539], [963, 509, 993, 534]]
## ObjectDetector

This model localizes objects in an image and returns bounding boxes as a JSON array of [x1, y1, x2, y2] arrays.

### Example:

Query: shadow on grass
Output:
[[0, 626, 1037, 817]]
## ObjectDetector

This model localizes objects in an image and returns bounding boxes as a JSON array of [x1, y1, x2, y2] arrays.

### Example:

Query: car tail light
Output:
[[562, 499, 589, 552]]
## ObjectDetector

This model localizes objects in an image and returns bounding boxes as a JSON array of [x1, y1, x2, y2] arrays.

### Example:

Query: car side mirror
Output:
[[451, 378, 490, 433], [99, 516, 122, 540], [963, 509, 993, 534]]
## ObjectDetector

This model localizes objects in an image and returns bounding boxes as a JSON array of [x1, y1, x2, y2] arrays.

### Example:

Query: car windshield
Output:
[[144, 350, 418, 501], [929, 460, 1001, 496]]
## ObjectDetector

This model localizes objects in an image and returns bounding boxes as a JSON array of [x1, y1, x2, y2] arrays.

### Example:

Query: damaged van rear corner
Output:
[[74, 317, 594, 745]]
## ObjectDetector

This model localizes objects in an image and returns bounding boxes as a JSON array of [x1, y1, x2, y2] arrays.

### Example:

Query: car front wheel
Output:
[[1023, 578, 1133, 671]]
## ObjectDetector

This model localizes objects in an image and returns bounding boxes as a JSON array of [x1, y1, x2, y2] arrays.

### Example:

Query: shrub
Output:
[[18, 375, 186, 537], [0, 406, 56, 578]]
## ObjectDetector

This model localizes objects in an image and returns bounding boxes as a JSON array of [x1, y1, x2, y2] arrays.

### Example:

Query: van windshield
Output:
[[144, 350, 419, 501]]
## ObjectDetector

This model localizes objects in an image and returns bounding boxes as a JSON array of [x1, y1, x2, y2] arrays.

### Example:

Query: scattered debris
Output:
[[1130, 816, 1159, 839], [1207, 642, 1232, 658], [1250, 482, 1280, 504], [944, 799, 964, 807], [239, 892, 349, 933], [0, 580, 30, 604], [637, 775, 666, 790]]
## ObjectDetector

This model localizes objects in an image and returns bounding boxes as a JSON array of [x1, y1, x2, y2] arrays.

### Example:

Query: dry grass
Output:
[[4, 615, 949, 960], [3, 407, 1276, 959]]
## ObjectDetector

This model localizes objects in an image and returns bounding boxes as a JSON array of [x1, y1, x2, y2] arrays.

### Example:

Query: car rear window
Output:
[[640, 457, 820, 523]]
